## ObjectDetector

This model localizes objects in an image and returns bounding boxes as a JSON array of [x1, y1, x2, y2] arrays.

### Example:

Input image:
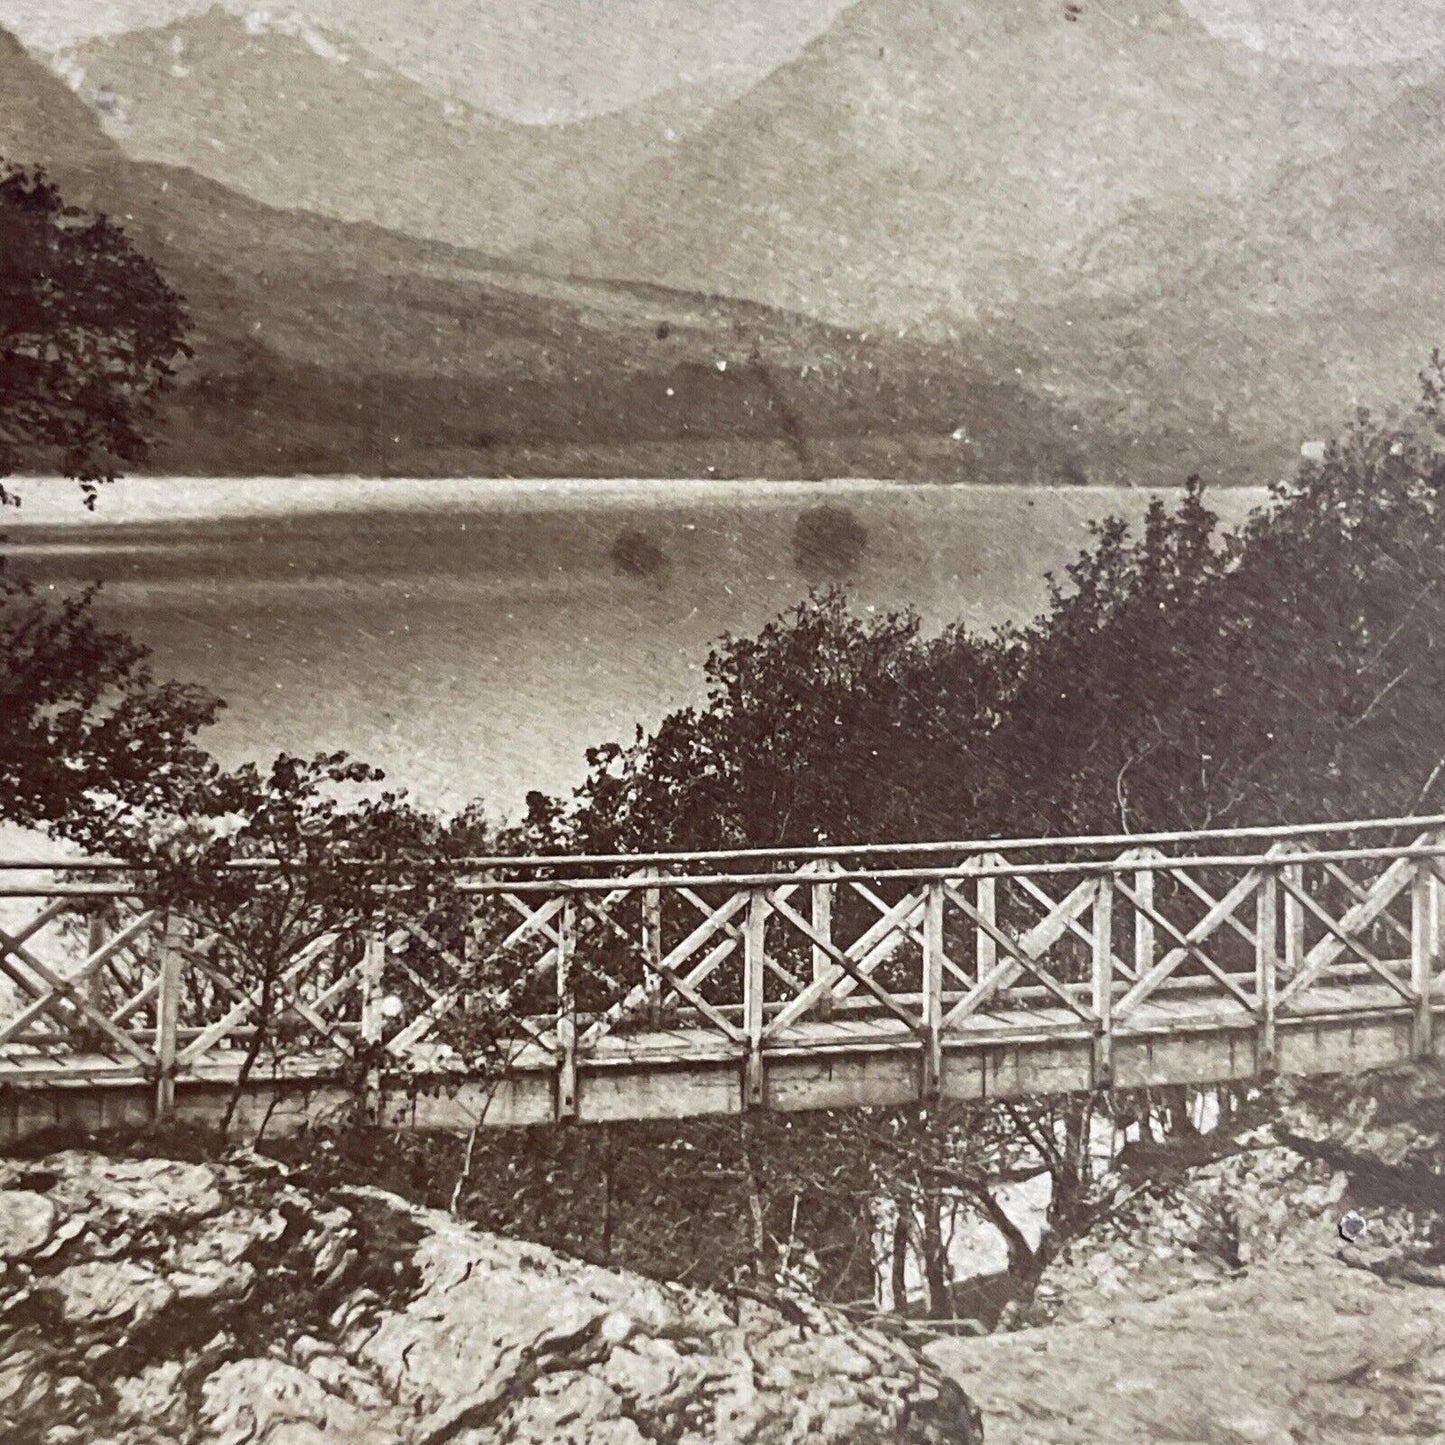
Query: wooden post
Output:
[[360, 931, 386, 1046], [154, 914, 182, 1119], [642, 870, 663, 1028], [975, 854, 999, 983], [1256, 868, 1279, 1078], [357, 929, 387, 1124], [1133, 851, 1157, 978], [1091, 877, 1114, 1089], [1283, 852, 1304, 981], [743, 889, 768, 1109], [556, 897, 578, 1121], [922, 881, 944, 1099], [86, 912, 109, 1018], [811, 863, 836, 1022], [1411, 859, 1439, 1058]]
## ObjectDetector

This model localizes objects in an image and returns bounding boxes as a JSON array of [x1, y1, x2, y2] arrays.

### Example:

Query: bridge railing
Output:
[[2, 816, 1443, 1119]]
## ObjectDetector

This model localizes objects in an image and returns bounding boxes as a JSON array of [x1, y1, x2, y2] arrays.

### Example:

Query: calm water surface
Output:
[[3, 479, 1265, 816]]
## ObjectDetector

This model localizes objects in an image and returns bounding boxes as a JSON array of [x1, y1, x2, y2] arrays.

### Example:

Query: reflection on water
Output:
[[2, 479, 1265, 816]]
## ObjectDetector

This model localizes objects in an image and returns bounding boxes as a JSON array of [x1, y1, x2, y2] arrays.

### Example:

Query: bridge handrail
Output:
[[5, 835, 1445, 899], [3, 812, 1445, 876]]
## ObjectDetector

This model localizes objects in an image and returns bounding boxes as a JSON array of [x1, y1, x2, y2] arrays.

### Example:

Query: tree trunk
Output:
[[739, 1116, 767, 1278], [968, 1183, 1042, 1288], [921, 1191, 952, 1318], [1138, 1090, 1157, 1145], [1165, 1084, 1199, 1138], [600, 1125, 615, 1266], [221, 962, 279, 1143], [891, 1195, 911, 1314]]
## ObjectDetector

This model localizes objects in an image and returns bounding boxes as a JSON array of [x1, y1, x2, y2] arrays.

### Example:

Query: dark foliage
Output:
[[0, 575, 222, 836], [0, 164, 191, 505]]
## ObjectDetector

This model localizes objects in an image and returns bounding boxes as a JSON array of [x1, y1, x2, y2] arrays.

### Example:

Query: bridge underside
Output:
[[3, 983, 1434, 1145]]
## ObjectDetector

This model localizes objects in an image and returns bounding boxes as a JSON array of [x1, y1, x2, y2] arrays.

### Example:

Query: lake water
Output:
[[2, 478, 1265, 817]]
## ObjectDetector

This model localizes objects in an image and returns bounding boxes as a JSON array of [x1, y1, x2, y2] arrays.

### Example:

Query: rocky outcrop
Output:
[[0, 1149, 981, 1444], [930, 1064, 1445, 1443]]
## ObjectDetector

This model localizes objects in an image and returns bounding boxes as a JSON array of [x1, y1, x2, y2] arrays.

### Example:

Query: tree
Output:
[[1, 575, 223, 838], [559, 588, 1011, 853], [0, 164, 190, 506], [104, 752, 491, 1140], [0, 165, 217, 837]]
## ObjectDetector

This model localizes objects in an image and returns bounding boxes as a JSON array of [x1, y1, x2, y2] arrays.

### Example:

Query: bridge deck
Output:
[[3, 981, 1432, 1141]]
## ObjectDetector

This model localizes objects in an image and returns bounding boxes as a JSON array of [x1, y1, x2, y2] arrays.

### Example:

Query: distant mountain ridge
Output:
[[512, 0, 1442, 455], [48, 6, 730, 259]]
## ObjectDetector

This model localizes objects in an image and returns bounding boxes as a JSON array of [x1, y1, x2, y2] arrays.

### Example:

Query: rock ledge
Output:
[[0, 1149, 981, 1444]]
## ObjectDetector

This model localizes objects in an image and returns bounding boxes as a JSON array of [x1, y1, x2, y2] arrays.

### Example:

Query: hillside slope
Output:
[[522, 0, 1434, 464], [934, 1063, 1445, 1441], [1, 26, 1099, 481], [529, 0, 1401, 322]]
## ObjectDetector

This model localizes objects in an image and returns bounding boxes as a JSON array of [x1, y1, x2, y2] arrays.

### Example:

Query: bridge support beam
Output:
[[556, 899, 578, 1121], [810, 864, 836, 1023], [1256, 867, 1279, 1077], [359, 931, 387, 1123], [153, 916, 182, 1120], [642, 870, 663, 1028]]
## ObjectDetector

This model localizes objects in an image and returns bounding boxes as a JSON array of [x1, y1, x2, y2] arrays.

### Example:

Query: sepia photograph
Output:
[[3, 2, 1445, 1440]]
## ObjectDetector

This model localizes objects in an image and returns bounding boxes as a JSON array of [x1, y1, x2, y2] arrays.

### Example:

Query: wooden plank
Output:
[[1276, 866, 1416, 1007], [1129, 848, 1164, 984], [743, 890, 767, 1107], [764, 889, 925, 1034], [154, 916, 183, 1117], [941, 877, 1100, 1026], [922, 882, 944, 1098], [972, 853, 1001, 981], [556, 898, 577, 1121], [1113, 866, 1263, 1018], [1092, 878, 1114, 1087], [764, 891, 920, 1032], [1114, 877, 1258, 1011], [1256, 867, 1278, 1075], [811, 863, 836, 1022], [643, 869, 663, 1026], [1412, 860, 1439, 1057], [361, 932, 386, 1045]]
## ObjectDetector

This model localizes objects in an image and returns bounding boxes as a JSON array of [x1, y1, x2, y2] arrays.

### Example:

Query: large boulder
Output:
[[0, 1148, 981, 1444]]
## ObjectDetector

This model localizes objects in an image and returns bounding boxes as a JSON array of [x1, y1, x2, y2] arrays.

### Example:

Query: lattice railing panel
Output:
[[3, 823, 1443, 1120]]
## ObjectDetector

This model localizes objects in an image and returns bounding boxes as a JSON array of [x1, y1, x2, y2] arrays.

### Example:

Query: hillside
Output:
[[0, 1149, 981, 1442], [933, 1064, 1445, 1441], [0, 25, 1100, 482], [1036, 72, 1445, 445], [518, 0, 1433, 466]]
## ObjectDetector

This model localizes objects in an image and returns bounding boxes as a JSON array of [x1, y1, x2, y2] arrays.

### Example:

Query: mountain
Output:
[[0, 24, 1098, 482], [0, 27, 118, 172], [513, 0, 1437, 465], [525, 0, 1404, 321], [48, 6, 728, 259]]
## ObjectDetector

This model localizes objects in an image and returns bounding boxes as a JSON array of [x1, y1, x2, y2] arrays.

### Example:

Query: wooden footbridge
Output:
[[2, 817, 1444, 1144]]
